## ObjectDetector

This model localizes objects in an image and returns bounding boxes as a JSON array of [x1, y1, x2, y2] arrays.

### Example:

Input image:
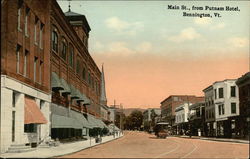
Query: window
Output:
[[61, 38, 67, 60], [24, 124, 37, 133], [82, 67, 86, 80], [39, 61, 43, 84], [218, 105, 221, 115], [39, 23, 44, 49], [34, 17, 38, 45], [76, 58, 80, 74], [88, 72, 91, 84], [231, 86, 236, 97], [25, 7, 30, 36], [24, 50, 28, 77], [231, 103, 236, 114], [214, 89, 217, 99], [34, 57, 38, 82], [221, 104, 225, 115], [12, 111, 16, 142], [69, 44, 74, 67], [12, 92, 17, 107], [16, 45, 21, 73], [52, 30, 58, 52], [17, 0, 22, 31], [219, 88, 224, 98], [40, 100, 45, 109]]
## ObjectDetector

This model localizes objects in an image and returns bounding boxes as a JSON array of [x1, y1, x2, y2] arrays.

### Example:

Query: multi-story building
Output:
[[203, 85, 216, 137], [213, 79, 239, 138], [236, 72, 250, 139], [1, 0, 107, 153], [175, 103, 190, 135], [50, 1, 105, 140], [1, 0, 51, 153], [188, 101, 205, 136], [160, 95, 204, 126]]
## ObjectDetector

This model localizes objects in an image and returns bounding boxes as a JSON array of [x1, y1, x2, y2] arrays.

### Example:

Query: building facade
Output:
[[203, 85, 216, 137], [175, 103, 190, 135], [236, 72, 250, 139], [1, 0, 51, 153], [49, 0, 104, 140], [160, 95, 204, 126], [213, 79, 239, 138], [188, 101, 205, 136]]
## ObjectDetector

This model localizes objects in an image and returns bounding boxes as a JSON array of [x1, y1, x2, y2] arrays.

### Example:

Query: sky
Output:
[[57, 1, 250, 108]]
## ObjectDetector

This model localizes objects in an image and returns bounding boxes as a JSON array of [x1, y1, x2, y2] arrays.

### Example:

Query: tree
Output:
[[129, 110, 143, 130], [150, 109, 157, 129]]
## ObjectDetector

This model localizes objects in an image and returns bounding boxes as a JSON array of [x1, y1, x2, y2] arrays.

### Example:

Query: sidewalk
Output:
[[0, 134, 123, 158], [178, 135, 249, 144]]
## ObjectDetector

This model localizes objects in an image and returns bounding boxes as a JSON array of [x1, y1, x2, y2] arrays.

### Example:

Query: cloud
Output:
[[136, 42, 152, 53], [105, 16, 144, 35], [108, 42, 135, 56], [194, 18, 212, 25], [228, 37, 249, 48], [168, 27, 201, 43], [211, 23, 226, 30]]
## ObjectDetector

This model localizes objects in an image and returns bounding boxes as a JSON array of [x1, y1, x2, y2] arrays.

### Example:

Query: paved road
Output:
[[59, 131, 249, 158]]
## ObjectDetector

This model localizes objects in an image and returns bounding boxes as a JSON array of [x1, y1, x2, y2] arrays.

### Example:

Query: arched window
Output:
[[69, 44, 74, 68], [61, 37, 67, 60], [82, 65, 86, 80], [52, 29, 58, 52]]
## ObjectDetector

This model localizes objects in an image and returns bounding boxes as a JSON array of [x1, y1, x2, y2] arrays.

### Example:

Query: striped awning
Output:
[[51, 72, 64, 90], [24, 97, 47, 124]]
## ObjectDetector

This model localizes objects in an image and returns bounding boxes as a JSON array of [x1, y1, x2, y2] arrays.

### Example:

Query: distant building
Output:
[[188, 101, 205, 136], [236, 72, 250, 140], [203, 85, 216, 137], [160, 95, 204, 126], [175, 103, 190, 135]]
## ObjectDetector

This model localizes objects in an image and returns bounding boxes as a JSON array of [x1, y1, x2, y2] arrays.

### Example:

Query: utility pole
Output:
[[120, 103, 122, 130]]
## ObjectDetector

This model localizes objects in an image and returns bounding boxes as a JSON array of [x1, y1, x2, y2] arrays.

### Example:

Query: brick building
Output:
[[236, 72, 250, 139], [160, 95, 204, 127], [1, 0, 107, 153], [1, 0, 51, 153], [50, 1, 106, 140]]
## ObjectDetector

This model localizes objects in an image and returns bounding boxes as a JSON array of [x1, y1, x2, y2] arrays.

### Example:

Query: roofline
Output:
[[160, 95, 200, 104]]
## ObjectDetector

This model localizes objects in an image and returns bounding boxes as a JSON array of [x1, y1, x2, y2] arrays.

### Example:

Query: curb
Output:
[[177, 136, 249, 144], [53, 135, 124, 158]]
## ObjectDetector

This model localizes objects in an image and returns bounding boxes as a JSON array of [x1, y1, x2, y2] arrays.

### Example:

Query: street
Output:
[[58, 131, 249, 158]]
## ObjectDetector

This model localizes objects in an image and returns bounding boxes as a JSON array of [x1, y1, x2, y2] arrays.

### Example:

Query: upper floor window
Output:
[[39, 61, 43, 84], [231, 103, 236, 114], [214, 89, 217, 99], [69, 44, 74, 67], [24, 50, 29, 77], [61, 38, 67, 60], [231, 86, 236, 97], [17, 0, 23, 31], [82, 66, 86, 80], [218, 88, 224, 98], [39, 23, 44, 49], [24, 7, 30, 36], [16, 44, 21, 74], [52, 30, 58, 52], [34, 57, 38, 82], [76, 58, 80, 75], [34, 16, 39, 45]]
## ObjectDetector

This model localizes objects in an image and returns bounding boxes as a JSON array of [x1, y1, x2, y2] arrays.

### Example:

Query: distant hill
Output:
[[123, 108, 146, 116]]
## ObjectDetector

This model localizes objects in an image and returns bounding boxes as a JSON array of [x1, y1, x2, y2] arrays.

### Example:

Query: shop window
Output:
[[24, 124, 37, 133]]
